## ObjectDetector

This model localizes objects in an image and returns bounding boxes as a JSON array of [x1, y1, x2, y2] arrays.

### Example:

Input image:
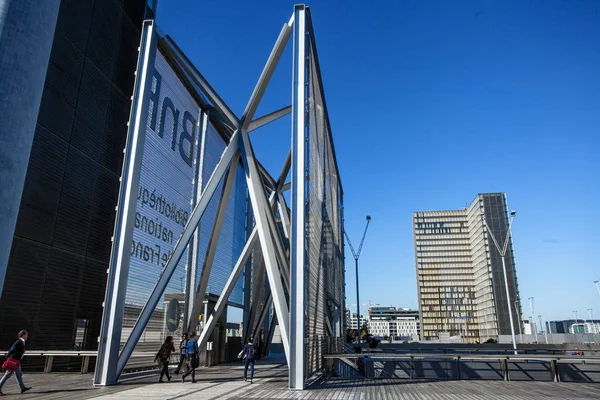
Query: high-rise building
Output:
[[0, 0, 155, 351], [413, 193, 521, 343]]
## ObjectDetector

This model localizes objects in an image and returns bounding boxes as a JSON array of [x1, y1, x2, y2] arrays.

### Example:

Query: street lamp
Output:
[[514, 300, 523, 344], [595, 280, 600, 297], [481, 209, 518, 355], [344, 215, 372, 343], [528, 297, 537, 343], [538, 315, 548, 344]]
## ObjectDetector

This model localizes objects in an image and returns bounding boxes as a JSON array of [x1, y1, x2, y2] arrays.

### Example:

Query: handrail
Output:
[[1, 350, 169, 374], [325, 352, 600, 383], [325, 352, 600, 361]]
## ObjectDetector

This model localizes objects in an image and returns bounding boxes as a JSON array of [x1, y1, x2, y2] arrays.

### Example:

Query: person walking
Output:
[[154, 336, 175, 383], [181, 332, 198, 383], [238, 337, 257, 383], [174, 333, 188, 374], [0, 330, 32, 396]]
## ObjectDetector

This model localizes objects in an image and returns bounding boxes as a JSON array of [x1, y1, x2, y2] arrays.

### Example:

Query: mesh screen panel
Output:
[[121, 49, 247, 365], [303, 39, 345, 379]]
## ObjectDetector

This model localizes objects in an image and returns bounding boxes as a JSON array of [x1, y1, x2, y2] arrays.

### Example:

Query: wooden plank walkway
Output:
[[1, 361, 599, 399]]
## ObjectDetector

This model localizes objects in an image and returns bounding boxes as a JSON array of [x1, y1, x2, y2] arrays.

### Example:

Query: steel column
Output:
[[186, 112, 209, 328], [290, 4, 307, 390], [94, 21, 158, 386]]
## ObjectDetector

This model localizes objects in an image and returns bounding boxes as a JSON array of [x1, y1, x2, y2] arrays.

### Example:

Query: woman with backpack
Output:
[[0, 330, 32, 396], [238, 337, 257, 383], [155, 336, 175, 383]]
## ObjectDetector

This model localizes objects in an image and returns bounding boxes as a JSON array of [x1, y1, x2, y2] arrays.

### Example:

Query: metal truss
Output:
[[95, 4, 341, 391]]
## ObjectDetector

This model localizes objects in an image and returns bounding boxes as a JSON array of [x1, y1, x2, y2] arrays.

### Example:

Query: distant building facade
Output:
[[368, 307, 420, 340], [413, 193, 522, 343], [347, 310, 369, 332], [549, 320, 600, 334]]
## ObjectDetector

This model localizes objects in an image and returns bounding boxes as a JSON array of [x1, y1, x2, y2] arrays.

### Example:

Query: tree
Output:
[[360, 322, 370, 341], [346, 329, 357, 343]]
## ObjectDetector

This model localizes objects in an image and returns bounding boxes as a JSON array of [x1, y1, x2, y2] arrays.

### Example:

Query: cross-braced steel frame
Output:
[[93, 5, 343, 390]]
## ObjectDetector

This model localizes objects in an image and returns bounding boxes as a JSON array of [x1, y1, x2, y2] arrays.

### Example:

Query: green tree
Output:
[[346, 329, 357, 343], [360, 322, 370, 341]]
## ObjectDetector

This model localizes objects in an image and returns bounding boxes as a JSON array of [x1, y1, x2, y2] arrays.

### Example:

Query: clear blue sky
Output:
[[157, 1, 600, 323]]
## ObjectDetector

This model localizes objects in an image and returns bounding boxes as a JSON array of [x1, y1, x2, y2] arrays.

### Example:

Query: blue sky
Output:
[[157, 1, 600, 323]]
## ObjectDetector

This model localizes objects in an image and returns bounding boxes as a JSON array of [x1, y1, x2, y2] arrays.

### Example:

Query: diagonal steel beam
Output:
[[277, 150, 292, 192], [238, 128, 290, 362], [197, 228, 259, 352], [277, 192, 291, 241], [163, 36, 239, 127], [263, 312, 278, 357], [186, 153, 240, 333], [244, 253, 265, 344], [241, 17, 294, 130], [116, 130, 240, 377], [252, 292, 273, 341], [248, 105, 292, 132]]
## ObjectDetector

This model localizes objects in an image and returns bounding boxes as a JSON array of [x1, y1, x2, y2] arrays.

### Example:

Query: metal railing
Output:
[[323, 353, 600, 383], [2, 351, 169, 374]]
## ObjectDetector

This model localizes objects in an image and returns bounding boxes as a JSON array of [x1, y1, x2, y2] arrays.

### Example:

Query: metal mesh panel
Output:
[[304, 37, 345, 379], [123, 50, 201, 359], [120, 50, 248, 367], [196, 122, 246, 305]]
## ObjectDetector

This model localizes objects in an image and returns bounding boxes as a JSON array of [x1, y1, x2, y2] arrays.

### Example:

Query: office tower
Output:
[[0, 0, 154, 351], [413, 193, 521, 343]]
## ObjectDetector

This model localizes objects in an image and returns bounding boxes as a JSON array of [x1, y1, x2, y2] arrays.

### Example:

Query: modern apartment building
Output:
[[413, 193, 522, 343], [368, 307, 420, 340]]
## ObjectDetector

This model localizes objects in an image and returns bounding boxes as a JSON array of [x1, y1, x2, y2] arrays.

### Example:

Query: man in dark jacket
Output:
[[240, 337, 257, 383], [0, 330, 32, 395]]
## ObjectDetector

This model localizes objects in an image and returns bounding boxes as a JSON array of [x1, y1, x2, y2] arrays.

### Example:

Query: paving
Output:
[[1, 360, 599, 399]]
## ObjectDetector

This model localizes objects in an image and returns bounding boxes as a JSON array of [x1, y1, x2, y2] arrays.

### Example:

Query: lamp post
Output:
[[538, 315, 548, 344], [528, 297, 537, 343], [481, 209, 518, 355], [595, 280, 600, 298], [514, 300, 523, 344], [344, 215, 371, 343]]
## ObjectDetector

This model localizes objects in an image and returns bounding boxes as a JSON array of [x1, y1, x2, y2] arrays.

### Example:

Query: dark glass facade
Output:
[[0, 0, 150, 352], [482, 193, 521, 336]]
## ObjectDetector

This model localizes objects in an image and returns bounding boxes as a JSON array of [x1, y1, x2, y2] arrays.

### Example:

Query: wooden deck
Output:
[[2, 360, 600, 399]]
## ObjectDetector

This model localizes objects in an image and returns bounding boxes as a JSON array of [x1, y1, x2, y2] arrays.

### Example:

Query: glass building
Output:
[[413, 193, 522, 343]]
